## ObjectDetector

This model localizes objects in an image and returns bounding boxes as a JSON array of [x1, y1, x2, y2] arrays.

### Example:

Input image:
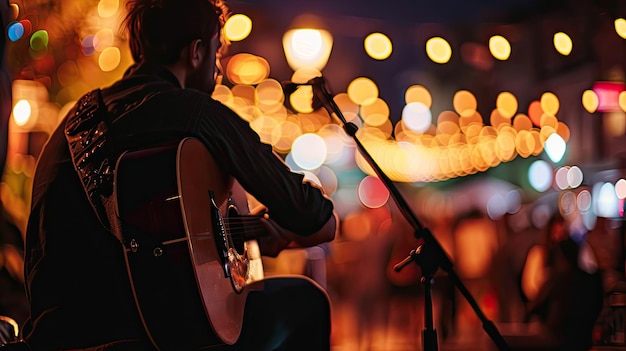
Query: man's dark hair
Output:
[[123, 0, 229, 64]]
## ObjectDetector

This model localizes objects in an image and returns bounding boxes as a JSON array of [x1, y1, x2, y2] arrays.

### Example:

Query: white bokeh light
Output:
[[615, 178, 626, 199], [291, 133, 327, 170], [528, 160, 553, 192], [487, 193, 507, 219], [595, 182, 619, 218], [544, 133, 566, 163], [13, 99, 31, 126], [402, 102, 432, 133], [300, 170, 322, 187], [555, 167, 569, 190], [567, 166, 583, 188]]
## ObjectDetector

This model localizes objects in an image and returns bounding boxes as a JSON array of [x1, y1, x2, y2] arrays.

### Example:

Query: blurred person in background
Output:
[[506, 211, 604, 351]]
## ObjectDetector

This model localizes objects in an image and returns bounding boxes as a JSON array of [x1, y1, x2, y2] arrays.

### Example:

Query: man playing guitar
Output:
[[21, 0, 338, 350]]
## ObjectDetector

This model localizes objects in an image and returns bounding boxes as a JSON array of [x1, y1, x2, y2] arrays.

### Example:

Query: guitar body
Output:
[[115, 137, 263, 350]]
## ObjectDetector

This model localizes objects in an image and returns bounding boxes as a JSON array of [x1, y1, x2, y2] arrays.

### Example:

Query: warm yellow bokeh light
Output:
[[556, 121, 570, 142], [540, 92, 560, 116], [615, 18, 626, 39], [225, 14, 253, 42], [452, 90, 477, 116], [619, 91, 626, 112], [98, 46, 121, 72], [582, 89, 599, 113], [212, 84, 234, 105], [522, 245, 548, 300], [291, 67, 322, 84], [226, 53, 270, 85], [459, 111, 483, 135], [299, 110, 329, 133], [289, 85, 315, 113], [283, 28, 333, 71], [605, 111, 626, 137], [10, 3, 19, 20], [256, 79, 284, 113], [405, 85, 432, 108], [489, 35, 511, 60], [250, 115, 279, 143], [347, 77, 379, 106], [553, 32, 573, 56], [490, 109, 511, 129], [437, 110, 460, 135], [364, 32, 392, 60], [496, 91, 518, 119], [97, 0, 119, 18], [333, 93, 360, 118], [271, 120, 302, 154], [454, 219, 498, 279], [513, 114, 533, 131], [13, 99, 31, 126], [231, 84, 255, 104], [496, 131, 517, 161], [94, 28, 114, 52], [360, 98, 389, 127], [531, 130, 544, 157], [426, 37, 452, 64], [540, 114, 558, 129], [527, 100, 543, 126]]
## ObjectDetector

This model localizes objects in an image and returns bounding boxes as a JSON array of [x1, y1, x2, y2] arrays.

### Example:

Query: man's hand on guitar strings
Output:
[[257, 216, 294, 257]]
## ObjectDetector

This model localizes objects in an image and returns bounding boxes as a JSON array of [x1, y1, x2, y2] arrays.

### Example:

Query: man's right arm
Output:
[[200, 100, 337, 237]]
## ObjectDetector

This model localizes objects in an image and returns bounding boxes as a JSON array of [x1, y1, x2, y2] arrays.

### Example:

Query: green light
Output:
[[30, 30, 49, 51]]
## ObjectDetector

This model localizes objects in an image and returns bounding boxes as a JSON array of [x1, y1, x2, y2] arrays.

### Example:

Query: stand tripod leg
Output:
[[395, 245, 441, 351], [422, 274, 438, 351]]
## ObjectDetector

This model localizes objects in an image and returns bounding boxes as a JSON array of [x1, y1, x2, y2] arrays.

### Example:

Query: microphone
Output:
[[281, 77, 324, 91], [280, 80, 312, 98], [281, 77, 328, 111], [281, 80, 308, 112], [282, 76, 355, 135], [281, 81, 298, 93]]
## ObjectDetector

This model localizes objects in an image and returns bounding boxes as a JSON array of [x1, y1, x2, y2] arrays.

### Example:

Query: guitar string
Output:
[[223, 216, 267, 239], [189, 219, 266, 239]]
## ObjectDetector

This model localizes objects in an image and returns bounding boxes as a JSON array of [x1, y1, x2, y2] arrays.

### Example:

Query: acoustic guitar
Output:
[[114, 137, 265, 350]]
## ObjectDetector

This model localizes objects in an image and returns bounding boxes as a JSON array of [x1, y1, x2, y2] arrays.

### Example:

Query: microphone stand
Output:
[[308, 76, 510, 351]]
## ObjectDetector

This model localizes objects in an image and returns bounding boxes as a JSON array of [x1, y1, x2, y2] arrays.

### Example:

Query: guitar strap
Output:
[[64, 88, 125, 242], [64, 89, 188, 244]]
